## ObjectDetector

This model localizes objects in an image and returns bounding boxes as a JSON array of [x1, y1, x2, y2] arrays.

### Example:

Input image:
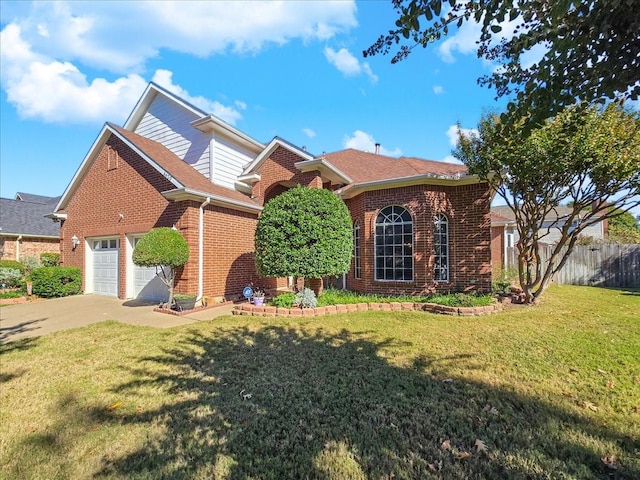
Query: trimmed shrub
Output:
[[255, 185, 352, 296], [30, 267, 82, 298], [133, 227, 190, 306], [0, 260, 25, 274], [40, 252, 61, 267], [0, 268, 23, 288]]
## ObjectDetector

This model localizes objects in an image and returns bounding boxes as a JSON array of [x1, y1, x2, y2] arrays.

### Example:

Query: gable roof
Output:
[[314, 149, 479, 199], [55, 123, 261, 215], [323, 149, 468, 184], [1, 196, 61, 237], [491, 205, 603, 225]]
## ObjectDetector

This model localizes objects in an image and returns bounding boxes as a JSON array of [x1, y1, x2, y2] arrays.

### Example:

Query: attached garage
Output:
[[89, 238, 119, 296]]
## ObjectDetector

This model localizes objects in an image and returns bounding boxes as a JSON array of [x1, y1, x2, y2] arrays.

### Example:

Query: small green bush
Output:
[[0, 260, 25, 274], [271, 292, 296, 308], [40, 252, 60, 267], [0, 268, 23, 288], [30, 267, 82, 298], [20, 256, 40, 274]]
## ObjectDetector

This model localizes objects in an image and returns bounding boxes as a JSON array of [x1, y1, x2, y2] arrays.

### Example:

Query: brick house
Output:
[[50, 83, 492, 302], [1, 193, 60, 261]]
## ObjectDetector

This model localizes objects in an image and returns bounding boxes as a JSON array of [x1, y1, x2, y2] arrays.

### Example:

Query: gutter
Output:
[[198, 197, 211, 304]]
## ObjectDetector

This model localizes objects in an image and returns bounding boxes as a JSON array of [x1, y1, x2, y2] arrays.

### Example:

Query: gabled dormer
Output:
[[123, 83, 264, 191]]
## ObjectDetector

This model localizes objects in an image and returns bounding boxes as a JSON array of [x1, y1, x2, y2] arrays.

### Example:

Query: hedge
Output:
[[40, 252, 61, 267], [0, 260, 25, 274], [30, 267, 82, 298]]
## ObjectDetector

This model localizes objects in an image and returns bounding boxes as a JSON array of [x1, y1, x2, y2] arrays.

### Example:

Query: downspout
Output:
[[198, 197, 211, 304], [16, 235, 22, 260]]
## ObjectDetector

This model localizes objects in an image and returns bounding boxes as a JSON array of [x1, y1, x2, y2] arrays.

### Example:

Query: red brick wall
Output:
[[346, 182, 492, 295], [252, 146, 322, 206], [202, 204, 263, 299], [491, 226, 504, 278], [0, 237, 60, 262]]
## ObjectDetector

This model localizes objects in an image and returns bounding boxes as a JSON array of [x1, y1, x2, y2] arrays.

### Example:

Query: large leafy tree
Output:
[[455, 104, 640, 303], [608, 208, 640, 243], [132, 227, 190, 306], [365, 0, 640, 125], [255, 185, 353, 296]]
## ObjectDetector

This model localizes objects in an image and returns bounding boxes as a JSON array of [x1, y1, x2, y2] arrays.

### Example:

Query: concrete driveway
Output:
[[0, 295, 235, 344]]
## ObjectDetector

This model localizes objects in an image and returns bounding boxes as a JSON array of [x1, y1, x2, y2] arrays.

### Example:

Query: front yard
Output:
[[1, 286, 638, 479]]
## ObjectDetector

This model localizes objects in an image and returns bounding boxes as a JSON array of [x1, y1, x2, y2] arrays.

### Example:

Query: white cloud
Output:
[[323, 47, 378, 83], [438, 10, 524, 64], [151, 70, 242, 125], [0, 1, 357, 124], [433, 85, 444, 94], [302, 128, 316, 138], [343, 130, 402, 157], [441, 155, 464, 165], [439, 20, 481, 63], [446, 124, 478, 147]]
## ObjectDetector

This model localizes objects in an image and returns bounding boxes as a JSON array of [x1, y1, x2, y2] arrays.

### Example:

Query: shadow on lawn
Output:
[[81, 327, 640, 478]]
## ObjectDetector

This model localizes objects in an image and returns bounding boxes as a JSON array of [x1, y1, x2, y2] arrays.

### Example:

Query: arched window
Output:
[[434, 213, 449, 281], [353, 221, 361, 279], [375, 206, 413, 281]]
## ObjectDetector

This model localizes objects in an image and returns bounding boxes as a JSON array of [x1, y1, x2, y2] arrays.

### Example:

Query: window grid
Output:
[[353, 221, 361, 279], [434, 213, 449, 281], [375, 206, 413, 281]]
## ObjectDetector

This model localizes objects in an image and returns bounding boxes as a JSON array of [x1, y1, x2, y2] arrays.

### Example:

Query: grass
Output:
[[1, 285, 638, 479]]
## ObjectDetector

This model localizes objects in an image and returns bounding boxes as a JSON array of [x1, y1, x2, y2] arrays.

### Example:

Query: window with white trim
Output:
[[353, 221, 361, 279], [434, 213, 449, 281], [375, 206, 413, 281]]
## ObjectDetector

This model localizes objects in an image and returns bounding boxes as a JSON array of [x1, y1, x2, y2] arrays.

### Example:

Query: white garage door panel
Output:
[[92, 239, 119, 297], [134, 265, 168, 301], [132, 236, 169, 302]]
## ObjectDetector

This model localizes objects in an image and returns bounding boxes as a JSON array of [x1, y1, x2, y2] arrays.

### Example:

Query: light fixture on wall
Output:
[[71, 235, 80, 249], [118, 213, 125, 221]]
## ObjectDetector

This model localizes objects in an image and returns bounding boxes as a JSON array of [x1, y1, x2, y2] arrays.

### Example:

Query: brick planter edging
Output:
[[154, 300, 234, 316], [233, 301, 502, 317]]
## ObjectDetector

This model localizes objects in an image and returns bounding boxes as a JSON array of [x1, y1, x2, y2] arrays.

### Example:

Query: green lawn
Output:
[[1, 286, 638, 479]]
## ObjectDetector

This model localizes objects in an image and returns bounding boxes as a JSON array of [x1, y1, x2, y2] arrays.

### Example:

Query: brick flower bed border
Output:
[[233, 301, 502, 318], [154, 300, 234, 316]]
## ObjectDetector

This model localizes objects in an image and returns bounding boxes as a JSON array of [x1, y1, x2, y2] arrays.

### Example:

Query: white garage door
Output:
[[92, 238, 119, 296], [132, 237, 169, 302]]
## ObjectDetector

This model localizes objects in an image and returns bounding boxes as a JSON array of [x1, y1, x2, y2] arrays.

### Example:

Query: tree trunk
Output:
[[309, 277, 323, 297]]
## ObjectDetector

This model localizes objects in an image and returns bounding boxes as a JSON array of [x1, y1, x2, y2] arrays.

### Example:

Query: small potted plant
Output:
[[173, 293, 197, 311], [252, 289, 266, 306]]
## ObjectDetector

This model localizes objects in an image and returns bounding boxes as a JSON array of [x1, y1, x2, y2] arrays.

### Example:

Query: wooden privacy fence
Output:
[[505, 244, 640, 288]]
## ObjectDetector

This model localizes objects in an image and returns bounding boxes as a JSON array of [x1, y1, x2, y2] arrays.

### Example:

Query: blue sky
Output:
[[1, 0, 510, 201]]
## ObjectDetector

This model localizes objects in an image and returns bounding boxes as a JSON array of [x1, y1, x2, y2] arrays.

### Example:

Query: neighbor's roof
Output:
[[491, 205, 602, 224], [321, 149, 468, 184], [15, 192, 60, 205], [1, 196, 61, 237]]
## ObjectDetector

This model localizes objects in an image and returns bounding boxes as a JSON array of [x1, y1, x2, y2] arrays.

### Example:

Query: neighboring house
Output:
[[50, 82, 492, 302], [490, 205, 608, 274], [0, 193, 61, 261]]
